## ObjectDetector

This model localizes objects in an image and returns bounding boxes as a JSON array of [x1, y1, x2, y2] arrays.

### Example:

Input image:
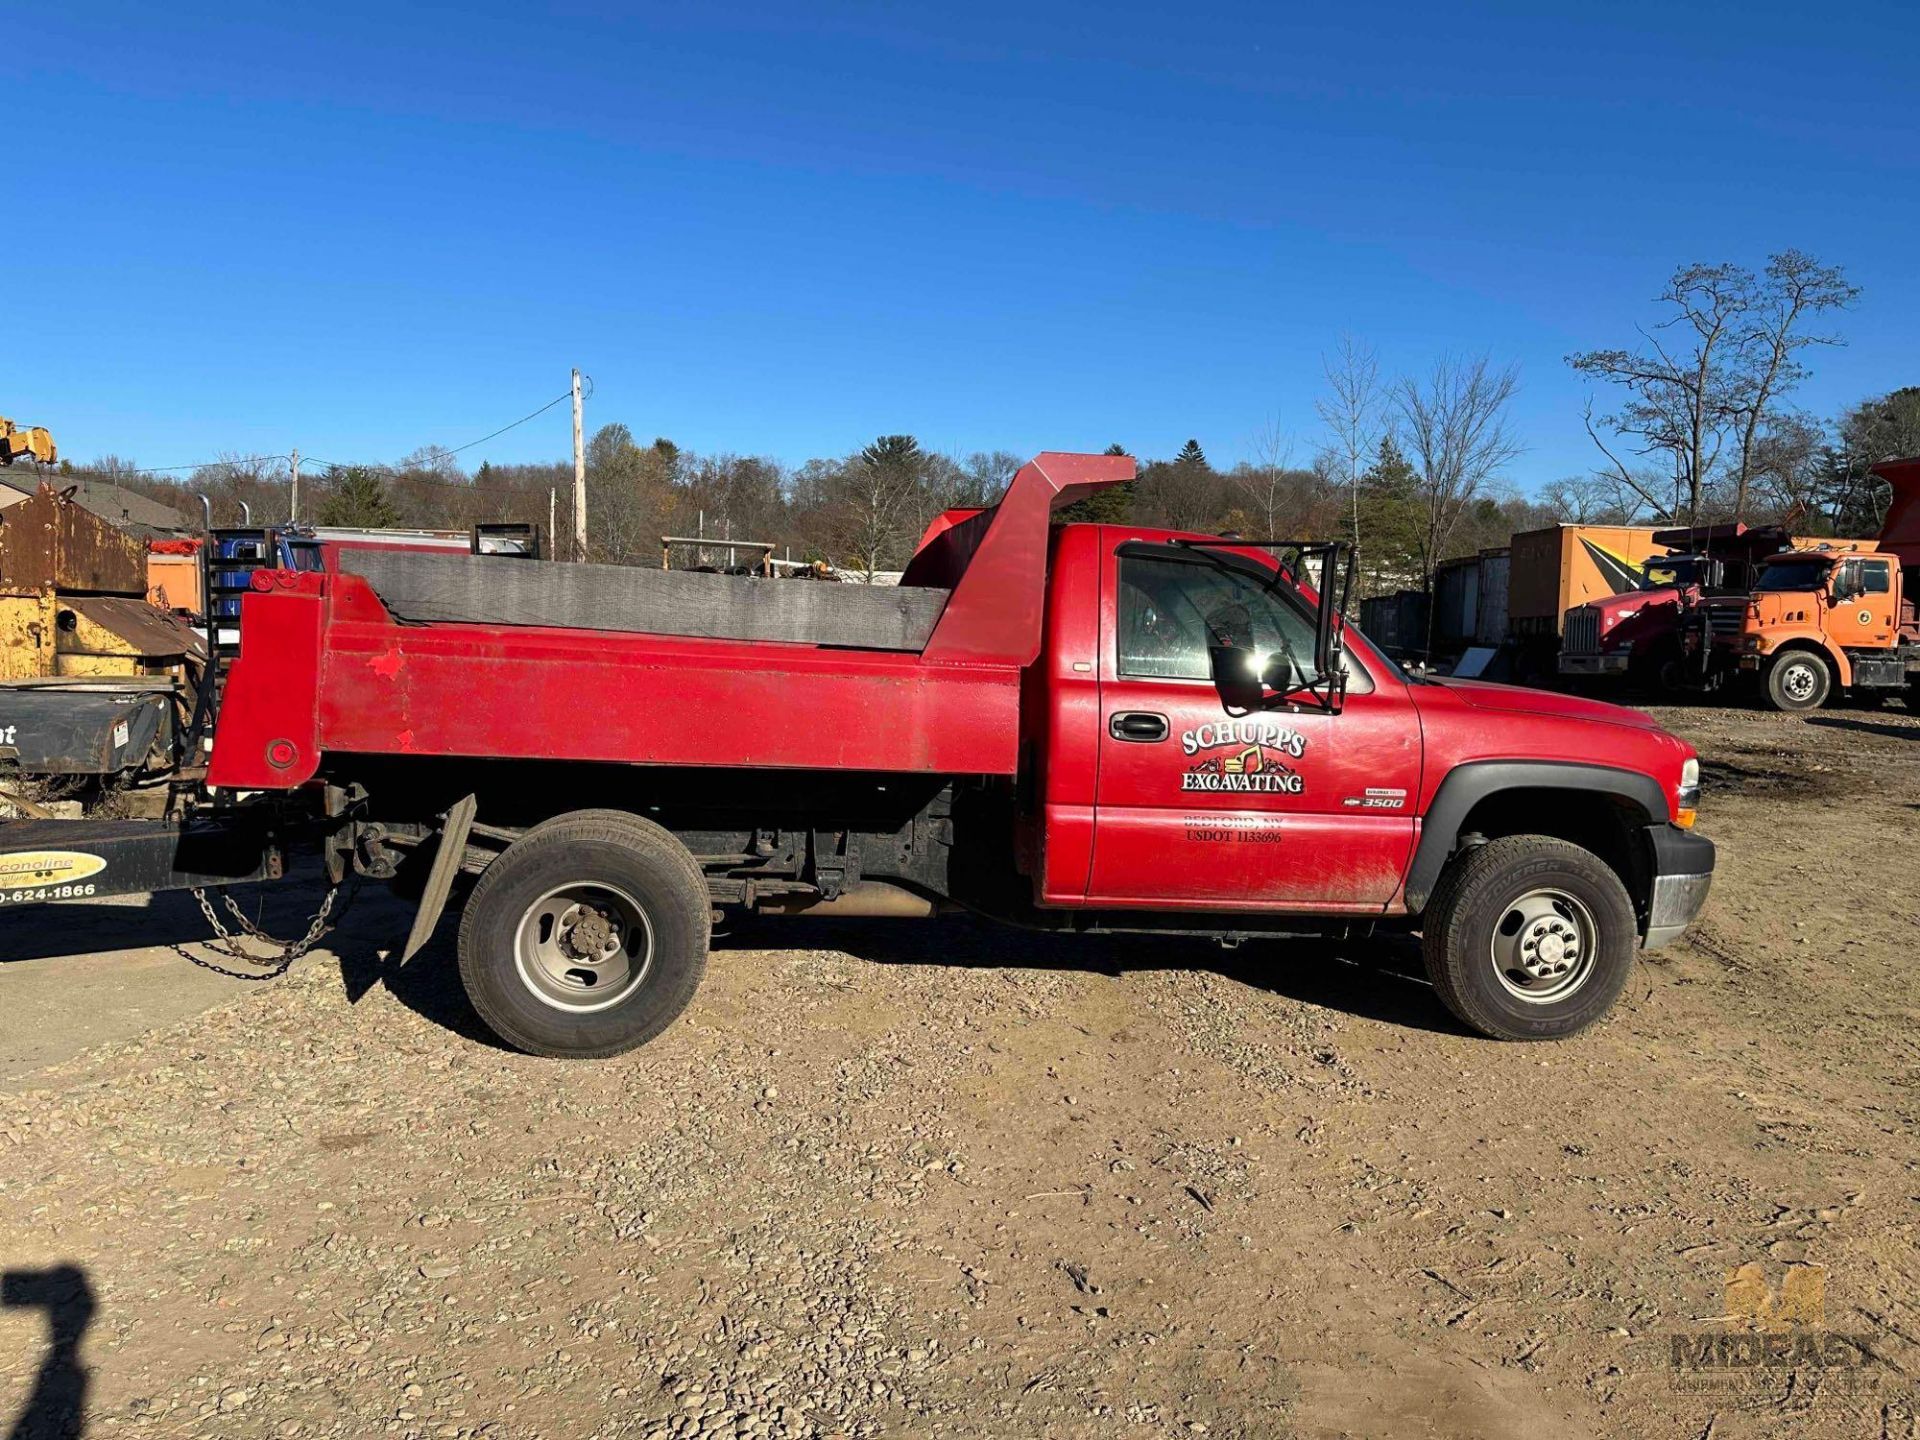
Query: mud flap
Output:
[[400, 795, 477, 963]]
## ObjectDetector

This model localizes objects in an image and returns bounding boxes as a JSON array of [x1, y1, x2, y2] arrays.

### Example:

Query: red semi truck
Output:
[[0, 453, 1713, 1055]]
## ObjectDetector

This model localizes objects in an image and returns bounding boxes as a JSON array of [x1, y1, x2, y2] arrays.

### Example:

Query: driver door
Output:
[[1826, 556, 1897, 649], [1087, 541, 1419, 911]]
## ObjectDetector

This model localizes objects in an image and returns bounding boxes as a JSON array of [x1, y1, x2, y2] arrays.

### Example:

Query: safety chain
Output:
[[172, 882, 358, 980]]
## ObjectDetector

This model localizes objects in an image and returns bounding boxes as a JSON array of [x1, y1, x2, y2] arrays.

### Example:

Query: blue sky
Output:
[[10, 1, 1917, 491]]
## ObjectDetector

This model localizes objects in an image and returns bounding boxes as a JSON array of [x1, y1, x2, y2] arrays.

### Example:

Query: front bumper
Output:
[[1642, 823, 1715, 949], [1559, 653, 1630, 676]]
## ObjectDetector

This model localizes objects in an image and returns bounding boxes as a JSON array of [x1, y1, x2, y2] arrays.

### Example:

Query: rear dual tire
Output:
[[1420, 835, 1637, 1041], [457, 810, 710, 1059]]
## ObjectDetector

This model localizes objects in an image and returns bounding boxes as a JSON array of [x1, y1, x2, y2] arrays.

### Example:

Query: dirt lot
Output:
[[2, 705, 1917, 1439]]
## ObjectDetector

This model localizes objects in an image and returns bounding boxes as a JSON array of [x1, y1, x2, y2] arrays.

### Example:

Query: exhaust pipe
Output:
[[755, 882, 938, 918]]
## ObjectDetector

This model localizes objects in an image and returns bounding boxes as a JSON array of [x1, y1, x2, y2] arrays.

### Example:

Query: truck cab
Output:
[[1026, 525, 1707, 947]]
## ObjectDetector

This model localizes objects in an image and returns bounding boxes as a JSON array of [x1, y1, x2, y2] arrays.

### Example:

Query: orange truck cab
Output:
[[1739, 457, 1920, 711]]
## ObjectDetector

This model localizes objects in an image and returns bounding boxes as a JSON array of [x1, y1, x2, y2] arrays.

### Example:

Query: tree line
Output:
[[46, 249, 1916, 598]]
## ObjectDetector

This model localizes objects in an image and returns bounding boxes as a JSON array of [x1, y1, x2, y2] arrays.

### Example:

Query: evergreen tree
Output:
[[318, 466, 401, 528], [1175, 438, 1207, 468], [1352, 438, 1425, 598], [1056, 443, 1135, 524]]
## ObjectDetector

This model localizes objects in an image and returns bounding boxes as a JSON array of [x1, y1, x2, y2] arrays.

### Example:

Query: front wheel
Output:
[[457, 810, 710, 1058], [1763, 652, 1831, 712], [1420, 835, 1637, 1041]]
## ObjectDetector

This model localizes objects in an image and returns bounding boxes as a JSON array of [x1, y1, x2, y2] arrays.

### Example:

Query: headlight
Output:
[[1676, 756, 1700, 828], [1741, 635, 1763, 652]]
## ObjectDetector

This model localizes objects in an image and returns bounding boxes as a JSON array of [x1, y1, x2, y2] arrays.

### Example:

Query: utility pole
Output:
[[289, 449, 301, 524], [571, 368, 586, 562], [548, 488, 557, 562]]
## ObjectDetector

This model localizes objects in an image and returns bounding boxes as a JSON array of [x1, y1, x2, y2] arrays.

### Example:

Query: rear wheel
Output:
[[1763, 651, 1831, 712], [1420, 835, 1637, 1041], [457, 810, 710, 1058]]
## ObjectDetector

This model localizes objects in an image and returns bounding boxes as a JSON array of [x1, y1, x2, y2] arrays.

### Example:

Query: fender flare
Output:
[[1404, 760, 1668, 912], [1764, 635, 1851, 688]]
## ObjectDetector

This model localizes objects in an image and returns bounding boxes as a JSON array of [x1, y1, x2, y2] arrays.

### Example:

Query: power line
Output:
[[112, 454, 294, 476], [72, 380, 592, 480]]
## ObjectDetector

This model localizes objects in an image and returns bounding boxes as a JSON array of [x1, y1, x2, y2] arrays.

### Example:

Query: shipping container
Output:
[[1432, 557, 1481, 653], [1507, 525, 1670, 641], [1474, 547, 1510, 646], [1358, 589, 1428, 658]]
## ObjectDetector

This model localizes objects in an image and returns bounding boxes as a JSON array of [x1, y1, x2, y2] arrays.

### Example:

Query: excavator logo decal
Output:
[[1178, 720, 1308, 795]]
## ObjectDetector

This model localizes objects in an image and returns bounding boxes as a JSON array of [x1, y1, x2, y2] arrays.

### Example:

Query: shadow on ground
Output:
[[3, 1263, 93, 1440], [4, 880, 1468, 1055], [1805, 713, 1920, 742], [714, 912, 1465, 1038]]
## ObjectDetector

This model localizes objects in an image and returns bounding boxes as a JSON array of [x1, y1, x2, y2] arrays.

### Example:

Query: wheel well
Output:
[[1449, 788, 1649, 917], [1769, 641, 1838, 676]]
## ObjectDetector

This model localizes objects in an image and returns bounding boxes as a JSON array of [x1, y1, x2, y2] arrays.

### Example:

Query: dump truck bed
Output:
[[204, 453, 1135, 791], [342, 550, 952, 652]]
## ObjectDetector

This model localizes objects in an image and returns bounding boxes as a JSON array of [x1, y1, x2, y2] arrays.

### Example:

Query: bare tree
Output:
[[1135, 439, 1222, 531], [1726, 251, 1858, 520], [956, 450, 1023, 507], [1569, 262, 1754, 524], [826, 435, 927, 581], [1234, 417, 1296, 537], [1742, 413, 1826, 528], [188, 452, 290, 525], [1570, 255, 1855, 524], [1393, 355, 1522, 591], [1316, 334, 1381, 555]]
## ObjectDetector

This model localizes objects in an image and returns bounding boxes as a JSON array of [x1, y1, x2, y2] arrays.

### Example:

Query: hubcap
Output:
[[1490, 888, 1597, 1004], [1782, 662, 1818, 701], [513, 883, 653, 1013]]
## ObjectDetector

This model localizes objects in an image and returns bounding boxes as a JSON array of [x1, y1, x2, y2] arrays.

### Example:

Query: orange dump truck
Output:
[[1737, 457, 1920, 710]]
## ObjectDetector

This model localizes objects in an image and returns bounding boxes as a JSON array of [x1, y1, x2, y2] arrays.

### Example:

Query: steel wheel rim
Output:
[[513, 882, 653, 1013], [1781, 661, 1818, 702], [1490, 887, 1597, 1005]]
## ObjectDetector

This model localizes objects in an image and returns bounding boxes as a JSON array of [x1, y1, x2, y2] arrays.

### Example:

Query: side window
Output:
[[1117, 555, 1318, 684], [1863, 560, 1891, 595]]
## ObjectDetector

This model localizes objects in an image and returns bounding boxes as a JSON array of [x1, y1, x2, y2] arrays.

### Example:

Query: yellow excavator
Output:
[[1, 416, 56, 466]]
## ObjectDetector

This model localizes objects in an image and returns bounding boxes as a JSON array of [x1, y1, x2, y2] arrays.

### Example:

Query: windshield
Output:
[[1753, 560, 1831, 592], [1644, 557, 1706, 586]]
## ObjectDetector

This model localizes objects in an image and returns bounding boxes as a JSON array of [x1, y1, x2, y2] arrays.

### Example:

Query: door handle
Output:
[[1109, 711, 1169, 742]]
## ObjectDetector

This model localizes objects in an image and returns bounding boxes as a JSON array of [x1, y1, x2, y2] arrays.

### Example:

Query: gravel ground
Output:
[[2, 704, 1917, 1439]]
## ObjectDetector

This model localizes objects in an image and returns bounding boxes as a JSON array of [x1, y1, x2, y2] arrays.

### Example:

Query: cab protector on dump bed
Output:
[[31, 451, 1713, 1056]]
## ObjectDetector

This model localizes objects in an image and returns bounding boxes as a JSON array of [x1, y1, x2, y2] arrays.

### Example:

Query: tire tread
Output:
[[457, 809, 710, 1059], [1420, 834, 1636, 1041]]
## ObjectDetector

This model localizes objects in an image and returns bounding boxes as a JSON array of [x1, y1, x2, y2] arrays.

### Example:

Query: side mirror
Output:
[[1209, 645, 1264, 711]]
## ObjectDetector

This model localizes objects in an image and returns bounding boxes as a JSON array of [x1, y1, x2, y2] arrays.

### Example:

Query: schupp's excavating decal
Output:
[[1179, 719, 1307, 794], [1580, 537, 1658, 596]]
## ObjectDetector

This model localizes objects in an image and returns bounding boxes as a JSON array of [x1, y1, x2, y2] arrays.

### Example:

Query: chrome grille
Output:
[[1563, 607, 1600, 656]]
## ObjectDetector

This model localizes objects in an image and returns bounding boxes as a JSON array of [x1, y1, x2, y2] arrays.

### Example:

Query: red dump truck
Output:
[[1556, 524, 1803, 691], [0, 454, 1712, 1055]]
